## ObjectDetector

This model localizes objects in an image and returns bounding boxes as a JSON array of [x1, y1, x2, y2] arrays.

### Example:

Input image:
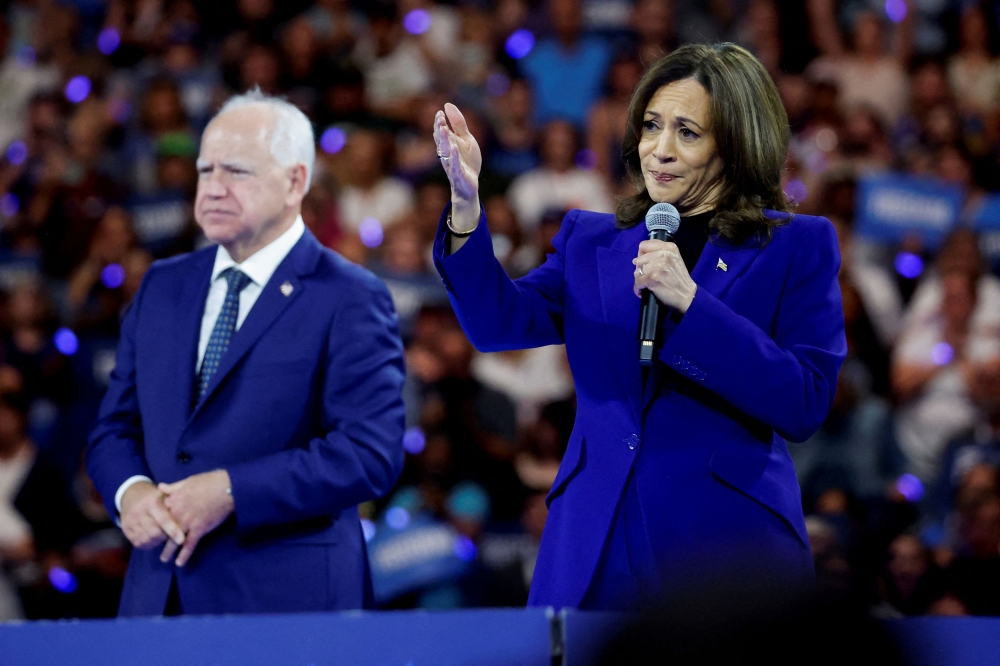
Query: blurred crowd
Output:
[[0, 0, 999, 620]]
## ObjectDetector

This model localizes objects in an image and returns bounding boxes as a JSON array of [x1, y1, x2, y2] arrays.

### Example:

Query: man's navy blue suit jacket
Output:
[[87, 229, 406, 616], [433, 207, 847, 609]]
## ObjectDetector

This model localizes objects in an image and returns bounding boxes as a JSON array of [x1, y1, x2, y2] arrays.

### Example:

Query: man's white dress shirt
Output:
[[114, 217, 306, 513]]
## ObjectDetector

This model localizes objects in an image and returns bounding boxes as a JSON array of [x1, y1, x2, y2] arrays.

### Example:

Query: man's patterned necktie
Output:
[[196, 267, 252, 402]]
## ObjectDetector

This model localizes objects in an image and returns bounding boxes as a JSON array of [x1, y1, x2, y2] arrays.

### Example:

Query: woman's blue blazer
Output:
[[432, 206, 847, 609]]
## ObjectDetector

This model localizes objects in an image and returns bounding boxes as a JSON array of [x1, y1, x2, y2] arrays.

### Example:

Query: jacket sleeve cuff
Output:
[[431, 203, 493, 295]]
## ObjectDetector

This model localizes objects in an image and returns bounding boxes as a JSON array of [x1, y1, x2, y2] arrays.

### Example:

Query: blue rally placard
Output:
[[972, 194, 1000, 272], [367, 513, 474, 604], [856, 173, 964, 248]]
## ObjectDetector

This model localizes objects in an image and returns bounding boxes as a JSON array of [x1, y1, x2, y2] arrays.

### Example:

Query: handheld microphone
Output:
[[639, 203, 681, 365]]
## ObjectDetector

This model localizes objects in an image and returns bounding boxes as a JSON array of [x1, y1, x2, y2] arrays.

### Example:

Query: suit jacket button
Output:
[[626, 434, 639, 450], [177, 452, 192, 464]]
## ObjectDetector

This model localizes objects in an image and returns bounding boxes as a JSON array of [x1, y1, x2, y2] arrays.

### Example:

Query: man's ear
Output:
[[287, 164, 309, 203]]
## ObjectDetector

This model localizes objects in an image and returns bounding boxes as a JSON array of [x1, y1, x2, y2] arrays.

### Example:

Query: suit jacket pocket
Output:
[[546, 432, 585, 508], [708, 446, 809, 548]]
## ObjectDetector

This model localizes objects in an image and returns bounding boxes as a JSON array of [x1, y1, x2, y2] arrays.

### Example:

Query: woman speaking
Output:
[[431, 43, 846, 610]]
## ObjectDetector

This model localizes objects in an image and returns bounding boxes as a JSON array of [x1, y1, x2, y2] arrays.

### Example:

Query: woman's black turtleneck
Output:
[[670, 209, 714, 274]]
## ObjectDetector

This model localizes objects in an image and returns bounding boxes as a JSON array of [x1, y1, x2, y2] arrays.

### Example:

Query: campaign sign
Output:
[[856, 174, 964, 248], [972, 194, 1000, 272], [367, 513, 474, 604]]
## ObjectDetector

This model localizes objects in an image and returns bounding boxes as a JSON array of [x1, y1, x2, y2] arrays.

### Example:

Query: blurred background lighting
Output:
[[783, 179, 808, 203], [814, 128, 837, 152], [359, 217, 384, 248], [402, 427, 426, 455], [931, 342, 953, 365], [320, 127, 346, 154], [101, 263, 126, 289], [361, 518, 376, 542], [895, 474, 924, 502], [48, 567, 77, 594], [385, 507, 410, 530], [403, 9, 432, 35], [97, 28, 121, 55], [505, 30, 535, 59], [65, 76, 92, 104], [54, 328, 79, 356], [453, 536, 477, 562], [885, 0, 907, 23], [894, 252, 923, 279], [6, 140, 28, 165]]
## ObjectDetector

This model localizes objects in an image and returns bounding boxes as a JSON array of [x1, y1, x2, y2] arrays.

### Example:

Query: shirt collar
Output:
[[211, 216, 306, 287]]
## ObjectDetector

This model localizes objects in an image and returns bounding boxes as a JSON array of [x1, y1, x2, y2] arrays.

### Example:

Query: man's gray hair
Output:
[[215, 88, 315, 189]]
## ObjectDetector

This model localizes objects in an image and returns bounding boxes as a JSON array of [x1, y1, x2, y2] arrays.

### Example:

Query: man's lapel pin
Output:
[[280, 281, 294, 296], [716, 258, 728, 272]]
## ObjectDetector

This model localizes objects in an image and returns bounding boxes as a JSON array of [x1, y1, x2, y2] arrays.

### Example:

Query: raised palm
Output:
[[433, 103, 482, 204]]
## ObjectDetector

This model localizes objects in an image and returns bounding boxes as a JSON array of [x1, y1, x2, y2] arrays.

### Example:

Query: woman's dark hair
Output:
[[617, 43, 792, 243]]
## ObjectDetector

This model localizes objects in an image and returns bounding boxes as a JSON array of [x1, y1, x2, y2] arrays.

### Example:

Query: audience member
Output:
[[518, 0, 611, 127], [507, 119, 613, 231], [336, 128, 414, 231], [809, 9, 912, 128], [0, 394, 87, 620], [893, 269, 1000, 482], [948, 5, 1000, 119]]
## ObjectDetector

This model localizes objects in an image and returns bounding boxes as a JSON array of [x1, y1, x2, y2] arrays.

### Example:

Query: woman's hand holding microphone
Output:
[[433, 103, 482, 251], [632, 242, 699, 314]]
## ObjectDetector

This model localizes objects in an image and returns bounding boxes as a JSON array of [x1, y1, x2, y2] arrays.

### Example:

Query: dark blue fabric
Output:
[[87, 229, 406, 616], [433, 207, 847, 609]]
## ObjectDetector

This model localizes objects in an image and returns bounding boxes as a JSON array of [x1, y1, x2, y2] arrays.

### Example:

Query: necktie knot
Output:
[[221, 267, 252, 294]]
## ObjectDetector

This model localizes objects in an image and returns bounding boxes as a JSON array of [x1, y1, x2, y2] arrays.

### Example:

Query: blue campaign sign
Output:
[[972, 194, 1000, 229], [856, 174, 964, 248], [972, 194, 1000, 270], [367, 512, 475, 603]]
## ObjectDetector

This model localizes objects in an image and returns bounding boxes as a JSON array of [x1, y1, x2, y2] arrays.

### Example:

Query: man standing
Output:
[[87, 91, 405, 616]]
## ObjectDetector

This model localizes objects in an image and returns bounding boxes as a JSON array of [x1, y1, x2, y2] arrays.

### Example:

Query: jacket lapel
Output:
[[188, 230, 322, 420], [169, 249, 215, 422], [596, 223, 648, 426]]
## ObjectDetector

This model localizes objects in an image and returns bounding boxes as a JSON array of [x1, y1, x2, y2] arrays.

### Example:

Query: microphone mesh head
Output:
[[645, 203, 681, 235]]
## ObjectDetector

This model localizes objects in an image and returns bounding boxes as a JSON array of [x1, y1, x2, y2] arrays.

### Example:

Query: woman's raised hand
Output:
[[434, 103, 482, 229]]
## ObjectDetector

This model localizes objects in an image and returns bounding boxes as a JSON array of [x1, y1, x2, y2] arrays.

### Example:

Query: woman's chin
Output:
[[645, 184, 680, 205]]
